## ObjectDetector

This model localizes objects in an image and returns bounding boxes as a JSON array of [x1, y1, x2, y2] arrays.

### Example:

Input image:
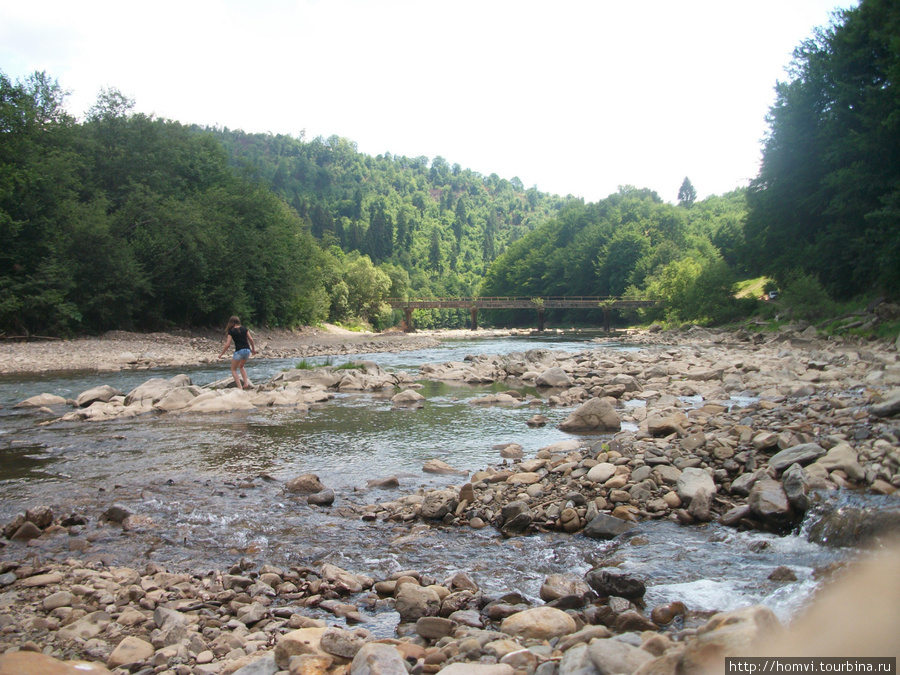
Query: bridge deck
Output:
[[387, 296, 657, 310]]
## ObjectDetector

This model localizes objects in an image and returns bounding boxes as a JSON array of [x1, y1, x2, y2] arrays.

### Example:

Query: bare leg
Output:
[[238, 361, 252, 388], [230, 360, 243, 389]]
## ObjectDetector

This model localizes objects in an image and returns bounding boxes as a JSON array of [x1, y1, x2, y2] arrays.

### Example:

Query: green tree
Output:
[[677, 177, 697, 208], [744, 0, 900, 299]]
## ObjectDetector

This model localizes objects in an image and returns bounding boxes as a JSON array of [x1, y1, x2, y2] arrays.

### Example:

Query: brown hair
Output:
[[225, 316, 241, 335]]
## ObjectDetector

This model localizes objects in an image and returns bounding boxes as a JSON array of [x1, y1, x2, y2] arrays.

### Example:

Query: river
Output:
[[0, 332, 856, 634]]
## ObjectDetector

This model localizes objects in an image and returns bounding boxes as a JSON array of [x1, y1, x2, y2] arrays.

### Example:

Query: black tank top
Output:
[[228, 326, 250, 351]]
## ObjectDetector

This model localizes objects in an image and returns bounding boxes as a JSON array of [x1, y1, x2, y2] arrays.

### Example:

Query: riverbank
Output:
[[0, 325, 532, 376]]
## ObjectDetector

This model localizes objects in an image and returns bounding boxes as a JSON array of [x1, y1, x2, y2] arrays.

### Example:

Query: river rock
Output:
[[681, 606, 781, 673], [319, 626, 364, 659], [768, 443, 826, 473], [57, 610, 111, 641], [124, 376, 182, 405], [586, 462, 617, 483], [748, 478, 794, 526], [307, 489, 335, 506], [421, 490, 457, 519], [107, 635, 155, 669], [320, 563, 365, 593], [806, 503, 900, 547], [395, 583, 441, 622], [526, 414, 549, 427], [392, 389, 425, 406], [154, 387, 200, 411], [415, 616, 457, 639], [0, 652, 112, 674], [498, 443, 524, 459], [583, 513, 635, 539], [436, 665, 514, 675], [536, 367, 572, 388], [676, 467, 717, 504], [647, 412, 687, 437], [184, 389, 255, 412], [539, 574, 593, 603], [687, 487, 713, 522], [782, 463, 810, 512], [367, 476, 400, 489], [349, 643, 408, 674], [15, 393, 68, 408], [500, 605, 577, 640], [584, 569, 646, 601], [423, 459, 467, 475], [286, 474, 327, 494], [586, 639, 654, 674], [274, 627, 330, 669], [813, 442, 866, 481], [558, 397, 621, 432], [869, 389, 900, 418], [75, 384, 123, 408]]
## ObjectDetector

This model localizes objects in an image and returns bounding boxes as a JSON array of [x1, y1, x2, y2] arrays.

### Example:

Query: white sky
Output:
[[1, 0, 857, 203]]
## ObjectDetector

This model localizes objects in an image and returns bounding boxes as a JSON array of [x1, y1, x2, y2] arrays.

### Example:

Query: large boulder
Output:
[[558, 398, 621, 432], [75, 385, 123, 408], [183, 390, 255, 413], [15, 393, 67, 408], [125, 377, 183, 405], [535, 367, 572, 388]]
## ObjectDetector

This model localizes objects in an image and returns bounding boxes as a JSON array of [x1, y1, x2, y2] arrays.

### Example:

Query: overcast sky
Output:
[[1, 0, 857, 203]]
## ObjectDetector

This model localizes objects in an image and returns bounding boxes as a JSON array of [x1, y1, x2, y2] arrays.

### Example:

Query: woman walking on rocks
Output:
[[218, 316, 256, 389]]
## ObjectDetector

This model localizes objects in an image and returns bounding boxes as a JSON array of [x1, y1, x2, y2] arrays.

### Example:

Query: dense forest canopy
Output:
[[743, 0, 900, 299], [1, 0, 897, 336]]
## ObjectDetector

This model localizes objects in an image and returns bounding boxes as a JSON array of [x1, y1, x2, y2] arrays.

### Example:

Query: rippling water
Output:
[[0, 332, 856, 629]]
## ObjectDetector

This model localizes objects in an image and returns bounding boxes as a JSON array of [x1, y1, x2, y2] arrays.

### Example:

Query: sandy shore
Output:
[[0, 325, 525, 376]]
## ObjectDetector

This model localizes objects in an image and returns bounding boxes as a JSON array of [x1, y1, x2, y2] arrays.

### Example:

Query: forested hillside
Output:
[[744, 0, 900, 300], [0, 73, 566, 335], [480, 187, 749, 326], [2, 0, 897, 337]]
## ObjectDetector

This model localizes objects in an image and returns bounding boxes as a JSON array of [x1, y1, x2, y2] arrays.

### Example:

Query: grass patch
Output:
[[735, 276, 771, 299], [294, 357, 334, 370]]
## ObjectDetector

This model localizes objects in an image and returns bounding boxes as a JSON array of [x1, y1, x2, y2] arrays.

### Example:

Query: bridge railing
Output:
[[385, 296, 657, 307]]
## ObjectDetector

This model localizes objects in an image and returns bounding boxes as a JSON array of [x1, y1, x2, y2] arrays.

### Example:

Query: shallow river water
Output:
[[0, 332, 858, 632]]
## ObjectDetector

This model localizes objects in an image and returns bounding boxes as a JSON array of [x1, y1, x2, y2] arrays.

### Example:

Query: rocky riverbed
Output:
[[1, 324, 899, 674]]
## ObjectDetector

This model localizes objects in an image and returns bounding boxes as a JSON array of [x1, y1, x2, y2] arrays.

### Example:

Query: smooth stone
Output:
[[500, 605, 577, 640]]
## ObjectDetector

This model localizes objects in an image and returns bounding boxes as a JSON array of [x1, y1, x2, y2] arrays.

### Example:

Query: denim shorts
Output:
[[233, 349, 251, 361]]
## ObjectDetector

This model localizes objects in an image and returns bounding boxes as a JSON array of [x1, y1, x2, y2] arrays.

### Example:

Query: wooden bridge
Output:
[[386, 296, 658, 332]]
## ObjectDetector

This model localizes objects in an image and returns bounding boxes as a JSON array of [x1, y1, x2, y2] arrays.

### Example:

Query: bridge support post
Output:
[[537, 309, 545, 332], [404, 308, 414, 332], [470, 308, 478, 331], [603, 308, 611, 334]]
